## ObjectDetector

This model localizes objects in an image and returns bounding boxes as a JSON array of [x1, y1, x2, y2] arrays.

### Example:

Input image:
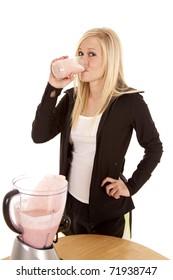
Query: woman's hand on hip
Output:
[[101, 177, 130, 199]]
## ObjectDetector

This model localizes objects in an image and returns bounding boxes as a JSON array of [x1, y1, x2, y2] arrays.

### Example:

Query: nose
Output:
[[79, 56, 88, 70]]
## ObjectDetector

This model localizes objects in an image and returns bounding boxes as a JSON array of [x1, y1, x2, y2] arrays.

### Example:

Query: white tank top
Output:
[[68, 114, 102, 203]]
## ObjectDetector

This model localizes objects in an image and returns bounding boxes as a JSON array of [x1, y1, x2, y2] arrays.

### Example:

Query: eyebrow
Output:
[[78, 47, 97, 51]]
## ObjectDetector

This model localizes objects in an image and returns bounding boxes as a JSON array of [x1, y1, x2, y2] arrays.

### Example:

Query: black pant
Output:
[[64, 193, 132, 238]]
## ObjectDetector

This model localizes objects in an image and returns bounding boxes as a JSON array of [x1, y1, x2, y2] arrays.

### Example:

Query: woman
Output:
[[32, 27, 163, 238]]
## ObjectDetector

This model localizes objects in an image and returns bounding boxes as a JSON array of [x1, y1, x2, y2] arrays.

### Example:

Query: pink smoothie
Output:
[[19, 208, 62, 248], [51, 57, 85, 79]]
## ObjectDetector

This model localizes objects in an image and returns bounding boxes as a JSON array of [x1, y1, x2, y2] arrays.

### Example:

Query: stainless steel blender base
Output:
[[11, 237, 60, 260]]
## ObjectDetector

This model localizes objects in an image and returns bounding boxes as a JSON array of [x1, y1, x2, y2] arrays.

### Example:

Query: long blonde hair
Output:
[[71, 27, 137, 128]]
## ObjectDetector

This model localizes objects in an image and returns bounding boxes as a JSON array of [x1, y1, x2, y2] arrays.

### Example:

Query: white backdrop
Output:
[[0, 0, 172, 259]]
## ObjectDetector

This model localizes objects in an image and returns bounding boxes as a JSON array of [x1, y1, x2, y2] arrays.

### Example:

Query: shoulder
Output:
[[58, 87, 75, 102], [117, 91, 148, 107], [110, 92, 151, 119], [115, 91, 143, 104], [62, 87, 75, 100], [119, 91, 144, 100]]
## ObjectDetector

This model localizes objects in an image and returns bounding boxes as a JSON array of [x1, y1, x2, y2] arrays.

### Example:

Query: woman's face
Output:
[[77, 36, 104, 83]]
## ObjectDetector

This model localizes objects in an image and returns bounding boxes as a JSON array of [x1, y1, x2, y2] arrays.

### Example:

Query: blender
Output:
[[2, 173, 70, 260]]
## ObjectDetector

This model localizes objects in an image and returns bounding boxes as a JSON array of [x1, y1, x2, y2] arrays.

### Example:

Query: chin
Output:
[[79, 72, 90, 81], [79, 78, 90, 82]]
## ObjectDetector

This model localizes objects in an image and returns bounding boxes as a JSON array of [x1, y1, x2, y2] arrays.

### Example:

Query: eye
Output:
[[88, 52, 96, 57], [78, 51, 84, 56]]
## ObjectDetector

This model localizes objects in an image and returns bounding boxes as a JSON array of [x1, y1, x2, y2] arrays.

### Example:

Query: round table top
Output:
[[55, 234, 168, 260]]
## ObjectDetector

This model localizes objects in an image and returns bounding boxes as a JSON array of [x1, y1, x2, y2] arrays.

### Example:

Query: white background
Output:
[[0, 0, 172, 260]]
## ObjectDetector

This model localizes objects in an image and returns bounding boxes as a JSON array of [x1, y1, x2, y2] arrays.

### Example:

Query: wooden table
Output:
[[2, 234, 168, 260], [55, 234, 168, 260]]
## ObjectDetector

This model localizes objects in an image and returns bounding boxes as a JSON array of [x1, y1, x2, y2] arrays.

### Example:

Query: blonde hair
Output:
[[71, 27, 137, 128]]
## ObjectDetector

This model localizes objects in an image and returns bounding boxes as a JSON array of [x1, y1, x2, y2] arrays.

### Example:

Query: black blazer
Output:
[[32, 83, 163, 225]]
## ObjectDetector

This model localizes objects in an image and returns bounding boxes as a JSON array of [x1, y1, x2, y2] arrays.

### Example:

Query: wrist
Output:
[[45, 82, 62, 98]]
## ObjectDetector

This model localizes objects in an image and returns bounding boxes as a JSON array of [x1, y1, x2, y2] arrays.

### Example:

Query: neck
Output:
[[81, 80, 104, 116], [89, 80, 104, 99]]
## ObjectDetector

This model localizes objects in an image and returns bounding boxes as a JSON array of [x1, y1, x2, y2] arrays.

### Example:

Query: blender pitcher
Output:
[[3, 173, 69, 259]]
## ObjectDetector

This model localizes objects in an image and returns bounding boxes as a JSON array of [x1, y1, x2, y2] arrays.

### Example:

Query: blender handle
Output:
[[54, 214, 71, 243], [2, 189, 22, 234]]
